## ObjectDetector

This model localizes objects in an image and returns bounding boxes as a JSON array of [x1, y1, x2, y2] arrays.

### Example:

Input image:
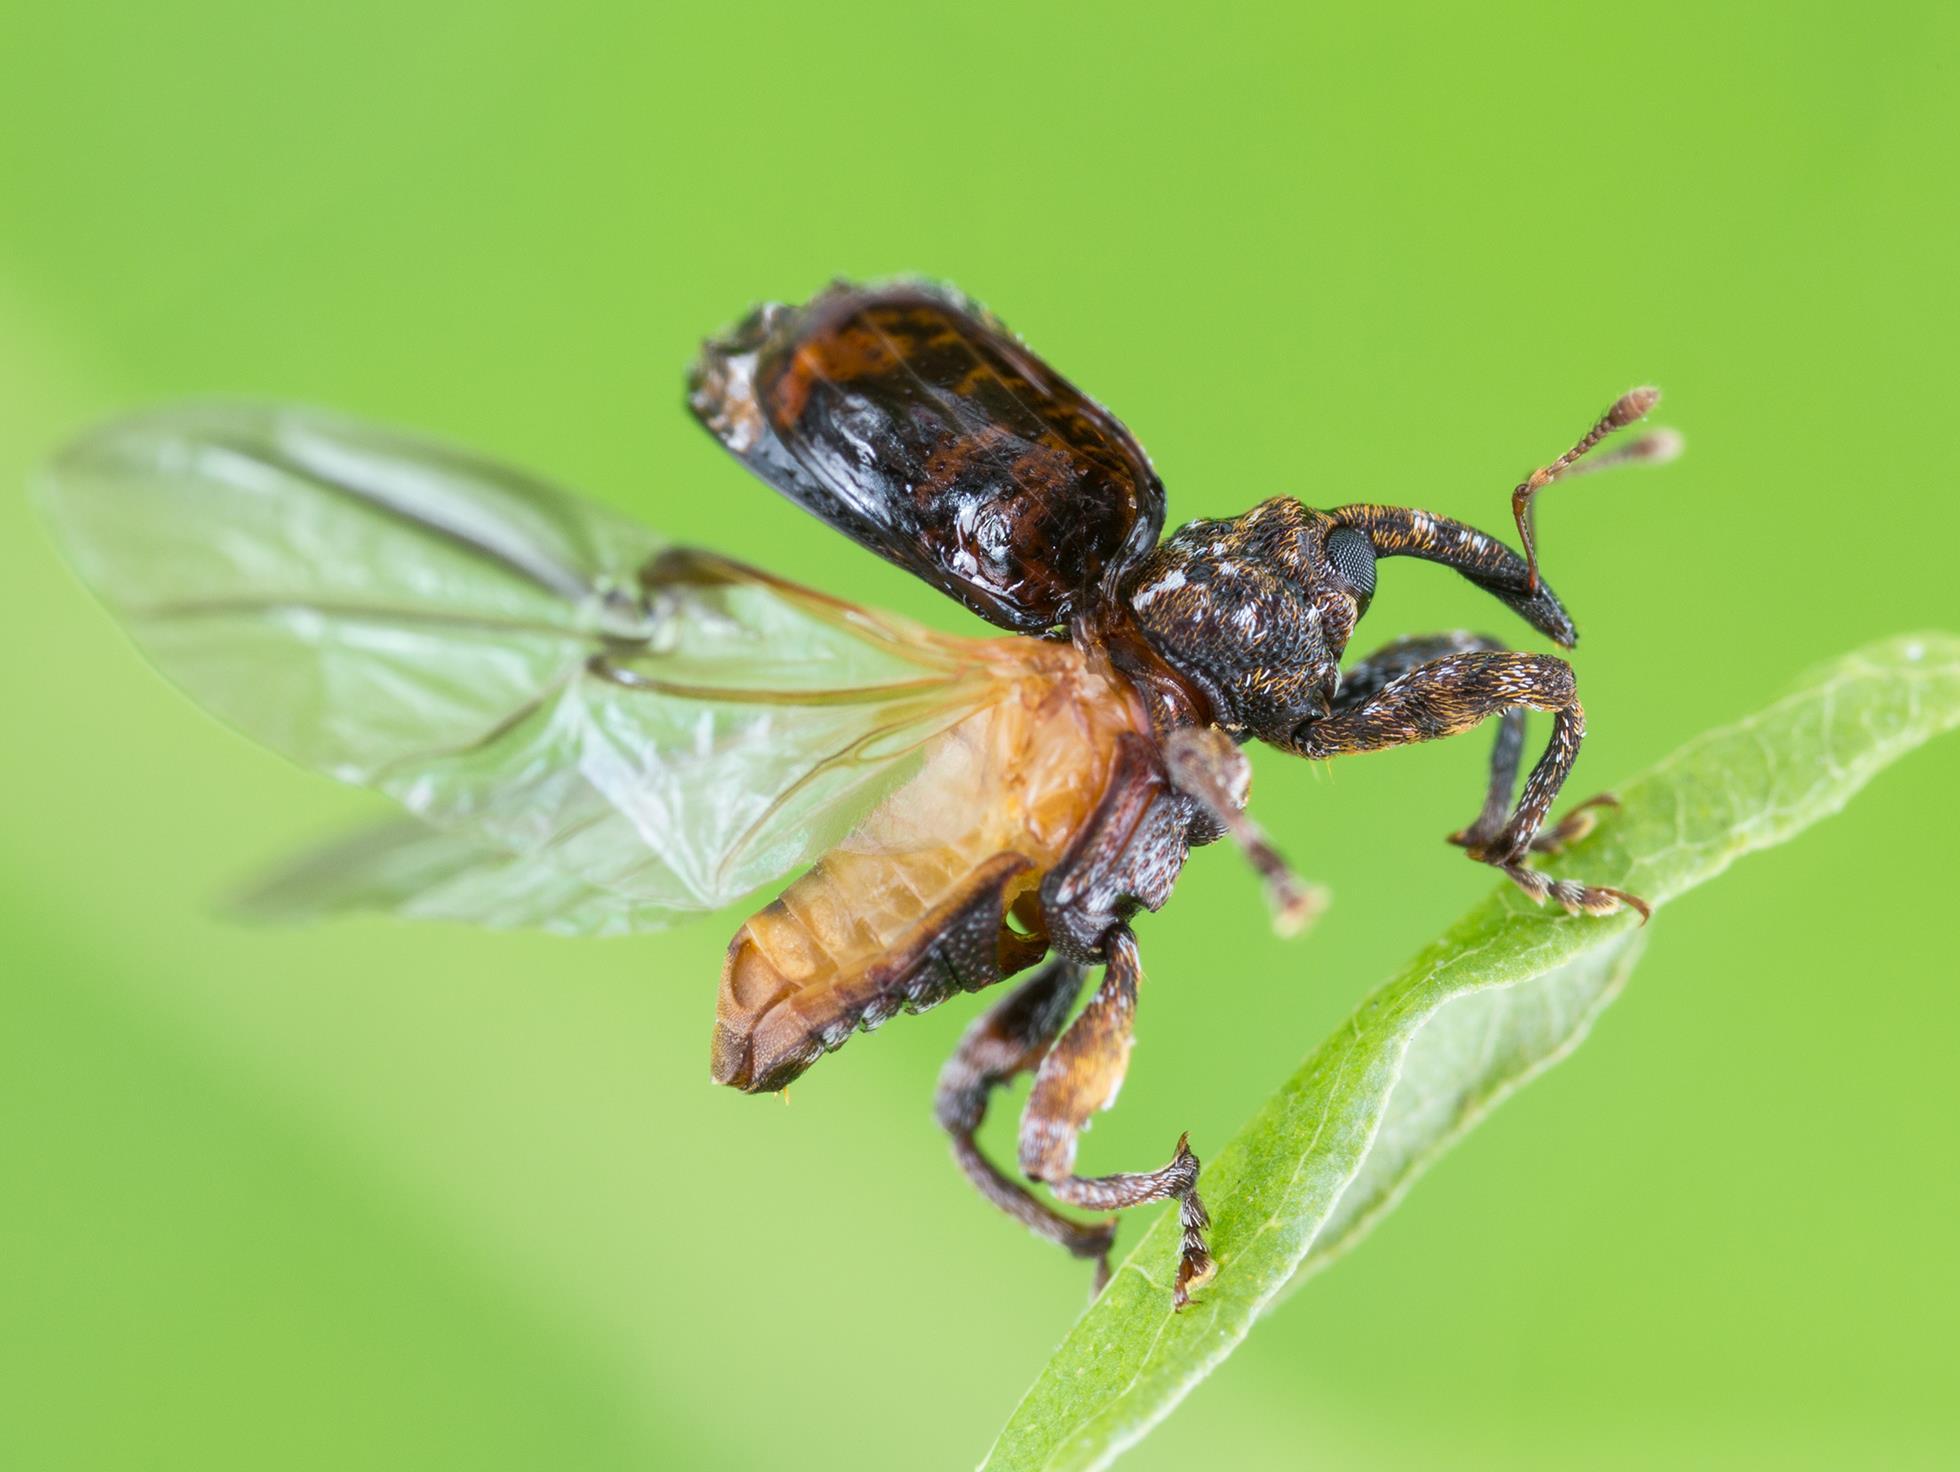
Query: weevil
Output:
[[40, 281, 1676, 1308]]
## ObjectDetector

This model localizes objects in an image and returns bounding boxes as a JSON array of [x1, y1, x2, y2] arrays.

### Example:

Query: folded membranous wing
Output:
[[39, 403, 1028, 931]]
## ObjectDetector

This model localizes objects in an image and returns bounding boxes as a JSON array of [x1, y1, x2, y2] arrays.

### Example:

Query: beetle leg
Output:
[[1336, 632, 1516, 836], [1018, 927, 1215, 1309], [1336, 632, 1592, 857], [1480, 791, 1620, 857], [1290, 650, 1647, 920], [934, 957, 1119, 1277], [1162, 726, 1326, 936]]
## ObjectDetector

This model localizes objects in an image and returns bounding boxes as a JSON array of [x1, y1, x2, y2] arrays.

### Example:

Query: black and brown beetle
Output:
[[38, 281, 1676, 1308]]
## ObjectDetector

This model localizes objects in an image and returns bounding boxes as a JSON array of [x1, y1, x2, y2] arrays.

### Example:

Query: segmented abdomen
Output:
[[712, 658, 1144, 1092]]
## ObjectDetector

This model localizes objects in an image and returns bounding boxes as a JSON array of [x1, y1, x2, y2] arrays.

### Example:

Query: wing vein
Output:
[[210, 432, 598, 602]]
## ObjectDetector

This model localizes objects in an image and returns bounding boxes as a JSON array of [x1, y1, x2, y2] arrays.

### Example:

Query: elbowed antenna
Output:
[[1322, 502, 1581, 647], [1511, 387, 1680, 593]]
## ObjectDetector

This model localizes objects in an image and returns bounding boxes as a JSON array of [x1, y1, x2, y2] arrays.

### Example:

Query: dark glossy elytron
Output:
[[688, 283, 1164, 633]]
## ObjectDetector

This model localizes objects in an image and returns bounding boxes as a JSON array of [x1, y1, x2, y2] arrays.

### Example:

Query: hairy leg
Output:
[[1337, 632, 1611, 858], [934, 958, 1118, 1275], [1018, 927, 1215, 1309], [1291, 648, 1646, 918], [1336, 632, 1522, 835]]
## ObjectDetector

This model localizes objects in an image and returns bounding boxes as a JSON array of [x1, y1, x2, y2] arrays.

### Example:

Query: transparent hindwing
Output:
[[38, 403, 1016, 934]]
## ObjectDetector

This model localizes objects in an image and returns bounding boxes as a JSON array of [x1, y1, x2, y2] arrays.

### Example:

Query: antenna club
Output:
[[1610, 386, 1661, 425]]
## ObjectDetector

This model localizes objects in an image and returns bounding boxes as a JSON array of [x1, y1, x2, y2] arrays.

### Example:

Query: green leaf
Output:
[[984, 632, 1960, 1472]]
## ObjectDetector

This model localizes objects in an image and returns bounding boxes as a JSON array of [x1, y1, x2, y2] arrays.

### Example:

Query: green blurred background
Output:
[[3, 4, 1957, 1467]]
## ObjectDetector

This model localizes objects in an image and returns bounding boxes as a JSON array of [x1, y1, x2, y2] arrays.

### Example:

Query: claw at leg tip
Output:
[[1173, 1257, 1217, 1312]]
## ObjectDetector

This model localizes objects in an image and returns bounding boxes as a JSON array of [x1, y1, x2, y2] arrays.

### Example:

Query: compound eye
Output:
[[1325, 527, 1377, 607]]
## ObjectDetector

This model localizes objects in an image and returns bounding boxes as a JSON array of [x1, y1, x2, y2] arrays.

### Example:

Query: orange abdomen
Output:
[[712, 653, 1146, 1092]]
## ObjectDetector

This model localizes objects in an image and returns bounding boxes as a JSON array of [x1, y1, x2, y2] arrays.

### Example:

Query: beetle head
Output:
[[1125, 496, 1575, 744], [1319, 502, 1580, 647]]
